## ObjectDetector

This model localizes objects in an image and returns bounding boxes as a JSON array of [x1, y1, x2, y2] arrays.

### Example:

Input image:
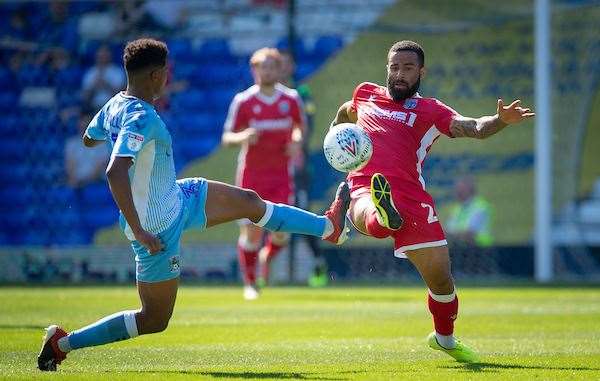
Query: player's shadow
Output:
[[442, 362, 600, 373], [200, 371, 342, 380], [0, 324, 46, 330], [115, 370, 344, 380]]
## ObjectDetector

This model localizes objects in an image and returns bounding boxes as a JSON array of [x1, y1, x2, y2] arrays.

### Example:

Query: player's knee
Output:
[[146, 315, 171, 333], [138, 309, 172, 334], [240, 188, 262, 206], [238, 188, 265, 221], [427, 276, 455, 295]]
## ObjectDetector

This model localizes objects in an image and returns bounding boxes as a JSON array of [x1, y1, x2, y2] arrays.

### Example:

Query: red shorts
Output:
[[239, 170, 295, 203], [349, 176, 447, 258]]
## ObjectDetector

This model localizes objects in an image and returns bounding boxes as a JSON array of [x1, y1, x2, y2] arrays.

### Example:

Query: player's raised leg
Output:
[[349, 173, 403, 238], [204, 180, 351, 245], [404, 246, 478, 363], [38, 278, 178, 371]]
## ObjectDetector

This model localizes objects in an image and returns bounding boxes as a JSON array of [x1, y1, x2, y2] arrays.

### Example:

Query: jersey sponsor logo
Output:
[[404, 99, 418, 109], [126, 132, 144, 152], [249, 117, 292, 130], [278, 100, 290, 114], [362, 98, 417, 127]]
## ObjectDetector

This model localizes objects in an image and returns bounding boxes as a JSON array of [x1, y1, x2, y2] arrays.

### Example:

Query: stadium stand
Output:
[[0, 0, 394, 246]]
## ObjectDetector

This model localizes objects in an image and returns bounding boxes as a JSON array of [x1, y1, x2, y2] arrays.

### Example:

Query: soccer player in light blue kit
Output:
[[37, 38, 351, 371]]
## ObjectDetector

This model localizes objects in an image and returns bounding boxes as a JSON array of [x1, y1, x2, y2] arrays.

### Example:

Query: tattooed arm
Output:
[[449, 99, 535, 139]]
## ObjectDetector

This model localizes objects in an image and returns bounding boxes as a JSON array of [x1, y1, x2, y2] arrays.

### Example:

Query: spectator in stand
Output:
[[82, 45, 125, 110], [64, 112, 109, 190]]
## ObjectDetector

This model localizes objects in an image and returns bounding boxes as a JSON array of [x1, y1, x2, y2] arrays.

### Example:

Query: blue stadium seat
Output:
[[167, 38, 193, 60], [313, 35, 343, 58], [80, 183, 112, 205], [81, 207, 118, 229], [178, 112, 222, 133], [276, 38, 308, 59], [171, 89, 209, 111], [0, 187, 30, 208], [208, 89, 236, 112], [295, 62, 320, 82], [173, 62, 196, 81], [53, 65, 84, 89], [198, 39, 234, 61], [0, 139, 22, 161], [192, 64, 244, 86], [178, 136, 220, 161], [44, 187, 76, 207], [0, 91, 17, 112]]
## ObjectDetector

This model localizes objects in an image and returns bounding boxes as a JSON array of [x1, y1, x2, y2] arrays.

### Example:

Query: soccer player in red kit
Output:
[[222, 48, 308, 300], [331, 40, 534, 362]]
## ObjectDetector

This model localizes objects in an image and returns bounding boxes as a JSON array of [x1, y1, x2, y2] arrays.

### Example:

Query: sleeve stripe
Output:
[[223, 94, 242, 132]]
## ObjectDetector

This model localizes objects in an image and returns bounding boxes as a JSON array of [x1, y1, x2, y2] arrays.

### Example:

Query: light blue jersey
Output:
[[85, 92, 182, 240]]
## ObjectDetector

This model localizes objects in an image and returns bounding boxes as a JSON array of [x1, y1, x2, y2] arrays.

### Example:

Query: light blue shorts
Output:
[[123, 177, 209, 283]]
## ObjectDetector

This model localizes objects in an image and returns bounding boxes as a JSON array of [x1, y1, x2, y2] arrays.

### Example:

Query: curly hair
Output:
[[123, 38, 168, 73], [388, 40, 425, 67]]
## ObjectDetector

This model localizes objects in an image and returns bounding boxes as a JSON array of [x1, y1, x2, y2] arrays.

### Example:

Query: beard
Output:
[[387, 75, 420, 101]]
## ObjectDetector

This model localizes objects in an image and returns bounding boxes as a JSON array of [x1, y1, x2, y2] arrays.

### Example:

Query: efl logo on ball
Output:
[[323, 123, 372, 172]]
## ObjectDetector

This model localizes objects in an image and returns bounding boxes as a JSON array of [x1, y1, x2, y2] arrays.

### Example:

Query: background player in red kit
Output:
[[331, 40, 534, 362], [222, 48, 306, 300]]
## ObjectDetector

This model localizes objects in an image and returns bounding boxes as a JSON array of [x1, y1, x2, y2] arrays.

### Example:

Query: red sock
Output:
[[238, 245, 258, 285], [427, 291, 458, 336], [260, 236, 285, 282], [365, 209, 394, 238]]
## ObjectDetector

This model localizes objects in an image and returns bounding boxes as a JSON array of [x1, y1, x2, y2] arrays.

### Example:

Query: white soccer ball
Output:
[[323, 123, 373, 172]]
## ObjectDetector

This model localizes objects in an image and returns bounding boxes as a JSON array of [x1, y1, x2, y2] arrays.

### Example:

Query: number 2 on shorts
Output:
[[420, 203, 439, 223]]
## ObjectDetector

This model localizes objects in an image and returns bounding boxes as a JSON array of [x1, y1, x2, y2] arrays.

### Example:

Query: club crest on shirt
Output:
[[278, 100, 290, 114], [404, 99, 418, 109], [126, 132, 144, 152], [253, 104, 262, 114]]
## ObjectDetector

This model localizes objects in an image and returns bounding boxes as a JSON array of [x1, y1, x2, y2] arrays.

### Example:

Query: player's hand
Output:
[[134, 229, 164, 255], [497, 99, 535, 125], [242, 128, 259, 145]]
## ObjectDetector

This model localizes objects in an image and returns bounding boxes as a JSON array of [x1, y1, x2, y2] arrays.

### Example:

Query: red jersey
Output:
[[348, 82, 459, 205], [225, 84, 304, 181]]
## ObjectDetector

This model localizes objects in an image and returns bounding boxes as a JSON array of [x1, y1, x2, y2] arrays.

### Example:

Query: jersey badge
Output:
[[278, 100, 290, 114], [404, 99, 418, 109], [126, 132, 144, 152]]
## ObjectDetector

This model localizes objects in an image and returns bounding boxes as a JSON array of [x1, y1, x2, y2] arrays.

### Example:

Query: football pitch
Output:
[[1, 286, 599, 380]]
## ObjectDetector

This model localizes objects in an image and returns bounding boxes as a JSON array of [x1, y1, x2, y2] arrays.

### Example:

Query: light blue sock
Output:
[[256, 202, 329, 237], [65, 310, 139, 350]]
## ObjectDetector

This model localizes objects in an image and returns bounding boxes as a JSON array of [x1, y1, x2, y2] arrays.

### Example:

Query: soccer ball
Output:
[[323, 123, 372, 172]]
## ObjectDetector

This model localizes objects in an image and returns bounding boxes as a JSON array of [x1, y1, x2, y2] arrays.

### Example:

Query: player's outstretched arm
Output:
[[330, 100, 358, 128], [106, 157, 163, 254], [449, 99, 535, 139]]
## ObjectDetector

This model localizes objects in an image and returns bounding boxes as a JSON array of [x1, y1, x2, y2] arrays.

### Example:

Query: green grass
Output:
[[1, 286, 600, 380]]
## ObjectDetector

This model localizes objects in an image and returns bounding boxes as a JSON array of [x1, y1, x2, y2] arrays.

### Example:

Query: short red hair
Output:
[[250, 47, 282, 67]]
